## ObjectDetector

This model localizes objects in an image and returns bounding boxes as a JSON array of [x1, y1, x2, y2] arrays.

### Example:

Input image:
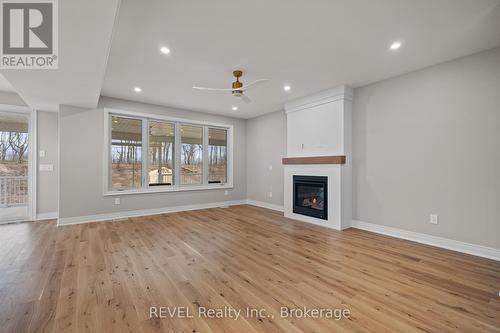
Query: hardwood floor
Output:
[[0, 204, 499, 333]]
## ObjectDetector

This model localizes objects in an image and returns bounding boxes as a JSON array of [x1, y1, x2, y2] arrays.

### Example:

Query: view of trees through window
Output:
[[181, 125, 203, 185], [108, 113, 230, 191], [208, 128, 227, 183], [149, 121, 174, 186], [111, 116, 142, 189], [0, 114, 29, 206]]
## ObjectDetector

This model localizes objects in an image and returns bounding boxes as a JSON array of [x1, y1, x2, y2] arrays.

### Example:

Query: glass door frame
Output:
[[0, 105, 36, 223]]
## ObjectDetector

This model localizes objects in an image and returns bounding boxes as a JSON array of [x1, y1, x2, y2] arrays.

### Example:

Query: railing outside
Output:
[[0, 176, 28, 207]]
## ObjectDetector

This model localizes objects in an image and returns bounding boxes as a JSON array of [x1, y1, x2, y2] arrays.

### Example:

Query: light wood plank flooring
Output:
[[0, 204, 499, 332]]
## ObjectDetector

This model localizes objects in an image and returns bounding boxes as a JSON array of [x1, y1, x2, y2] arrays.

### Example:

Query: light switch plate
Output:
[[39, 150, 46, 158], [430, 214, 439, 225], [39, 164, 53, 171]]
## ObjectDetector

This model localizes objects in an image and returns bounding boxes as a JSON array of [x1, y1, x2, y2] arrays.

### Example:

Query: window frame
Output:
[[103, 108, 233, 196]]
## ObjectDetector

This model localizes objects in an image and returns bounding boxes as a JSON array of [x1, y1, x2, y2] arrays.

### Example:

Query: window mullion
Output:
[[202, 126, 209, 185], [174, 122, 181, 187], [142, 119, 148, 189], [107, 114, 112, 191]]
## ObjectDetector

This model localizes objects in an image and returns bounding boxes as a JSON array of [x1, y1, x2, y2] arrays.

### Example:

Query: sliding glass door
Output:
[[0, 111, 30, 222]]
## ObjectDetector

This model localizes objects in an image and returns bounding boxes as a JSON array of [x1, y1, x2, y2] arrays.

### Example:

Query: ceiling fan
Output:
[[192, 70, 270, 104]]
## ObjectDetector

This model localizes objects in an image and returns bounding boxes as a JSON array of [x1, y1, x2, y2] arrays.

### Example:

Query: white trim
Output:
[[103, 183, 233, 196], [0, 104, 31, 113], [105, 108, 234, 129], [246, 200, 284, 212], [352, 220, 500, 262], [36, 212, 58, 220], [30, 110, 37, 220], [57, 199, 247, 226], [285, 85, 354, 114]]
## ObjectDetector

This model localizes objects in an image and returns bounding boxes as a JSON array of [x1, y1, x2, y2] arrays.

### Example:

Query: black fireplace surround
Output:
[[293, 175, 328, 220]]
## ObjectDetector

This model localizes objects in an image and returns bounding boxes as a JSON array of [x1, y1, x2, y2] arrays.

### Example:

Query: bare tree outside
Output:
[[110, 116, 142, 189], [208, 128, 227, 183], [181, 125, 203, 185], [0, 116, 29, 207]]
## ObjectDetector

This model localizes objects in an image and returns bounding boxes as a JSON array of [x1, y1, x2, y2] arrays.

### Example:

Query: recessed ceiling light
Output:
[[283, 85, 291, 92], [134, 87, 142, 93], [232, 106, 238, 111], [390, 41, 402, 50], [160, 46, 170, 55]]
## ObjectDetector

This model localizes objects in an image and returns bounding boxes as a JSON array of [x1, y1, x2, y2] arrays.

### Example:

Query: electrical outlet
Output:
[[268, 165, 273, 171], [224, 190, 228, 196], [114, 198, 121, 205], [268, 191, 273, 198], [430, 214, 438, 225], [39, 150, 46, 157]]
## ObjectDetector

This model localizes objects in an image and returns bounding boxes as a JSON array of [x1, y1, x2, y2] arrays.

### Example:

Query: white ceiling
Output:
[[0, 0, 120, 111], [102, 0, 500, 119], [1, 0, 499, 117], [0, 74, 15, 93]]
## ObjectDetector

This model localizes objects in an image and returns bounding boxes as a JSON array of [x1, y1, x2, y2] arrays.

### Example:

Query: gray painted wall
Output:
[[37, 111, 58, 214], [353, 47, 500, 248], [58, 97, 247, 218], [246, 110, 286, 207], [43, 47, 500, 250]]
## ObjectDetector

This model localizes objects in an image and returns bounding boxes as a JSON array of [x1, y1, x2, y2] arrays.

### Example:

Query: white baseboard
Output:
[[36, 212, 58, 220], [352, 220, 500, 262], [246, 199, 284, 212], [57, 200, 247, 226]]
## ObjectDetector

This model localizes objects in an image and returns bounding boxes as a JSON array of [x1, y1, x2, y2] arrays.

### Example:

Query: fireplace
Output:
[[293, 175, 328, 220]]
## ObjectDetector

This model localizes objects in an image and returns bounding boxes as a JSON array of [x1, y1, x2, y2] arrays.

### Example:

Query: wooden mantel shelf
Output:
[[282, 155, 346, 165]]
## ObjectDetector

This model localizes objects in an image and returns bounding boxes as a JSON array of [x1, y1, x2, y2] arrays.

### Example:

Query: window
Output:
[[105, 110, 232, 194], [208, 128, 227, 184], [149, 121, 174, 186], [111, 116, 142, 189], [180, 125, 203, 185]]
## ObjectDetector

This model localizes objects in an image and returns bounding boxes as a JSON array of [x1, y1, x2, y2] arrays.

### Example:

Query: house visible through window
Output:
[[180, 125, 203, 185], [106, 111, 232, 193], [149, 121, 174, 186]]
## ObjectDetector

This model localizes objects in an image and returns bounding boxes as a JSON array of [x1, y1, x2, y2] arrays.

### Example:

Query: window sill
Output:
[[103, 183, 233, 196]]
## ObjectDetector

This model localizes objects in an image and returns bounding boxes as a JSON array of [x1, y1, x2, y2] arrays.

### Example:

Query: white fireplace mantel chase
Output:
[[283, 85, 352, 230]]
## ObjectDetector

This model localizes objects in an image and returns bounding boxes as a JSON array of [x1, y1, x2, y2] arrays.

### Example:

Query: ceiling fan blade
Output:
[[240, 94, 252, 104], [192, 86, 235, 91], [241, 79, 270, 91], [193, 79, 270, 92]]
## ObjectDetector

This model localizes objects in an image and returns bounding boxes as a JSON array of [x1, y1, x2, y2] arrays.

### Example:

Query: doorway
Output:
[[0, 111, 32, 222]]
